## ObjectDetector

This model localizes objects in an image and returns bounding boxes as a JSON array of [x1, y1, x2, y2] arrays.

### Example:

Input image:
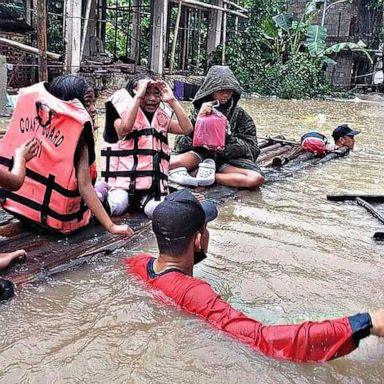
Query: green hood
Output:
[[192, 66, 242, 110]]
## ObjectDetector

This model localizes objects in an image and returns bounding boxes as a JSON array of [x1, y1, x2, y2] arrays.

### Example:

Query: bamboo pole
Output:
[[0, 38, 61, 61], [223, 0, 247, 12], [170, 0, 248, 18], [37, 0, 48, 81], [169, 0, 183, 74]]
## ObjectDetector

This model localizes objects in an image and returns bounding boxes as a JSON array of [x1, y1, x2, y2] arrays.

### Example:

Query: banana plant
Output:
[[306, 25, 372, 64], [261, 0, 371, 65]]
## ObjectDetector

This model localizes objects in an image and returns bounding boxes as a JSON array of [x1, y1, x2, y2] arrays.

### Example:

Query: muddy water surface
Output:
[[1, 98, 384, 383]]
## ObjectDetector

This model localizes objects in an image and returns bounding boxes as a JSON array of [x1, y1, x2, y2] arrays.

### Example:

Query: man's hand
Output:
[[15, 137, 39, 162], [108, 223, 134, 238], [371, 309, 384, 337]]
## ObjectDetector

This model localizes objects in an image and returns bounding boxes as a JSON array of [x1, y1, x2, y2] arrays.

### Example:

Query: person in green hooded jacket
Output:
[[170, 66, 265, 189]]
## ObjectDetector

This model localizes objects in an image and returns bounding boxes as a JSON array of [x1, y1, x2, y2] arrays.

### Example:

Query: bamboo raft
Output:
[[0, 137, 349, 294]]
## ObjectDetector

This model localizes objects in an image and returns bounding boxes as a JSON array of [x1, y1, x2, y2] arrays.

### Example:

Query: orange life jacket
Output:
[[0, 82, 95, 234], [101, 89, 172, 200]]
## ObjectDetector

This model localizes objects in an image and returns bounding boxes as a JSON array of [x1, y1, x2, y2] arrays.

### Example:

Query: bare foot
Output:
[[0, 250, 27, 270]]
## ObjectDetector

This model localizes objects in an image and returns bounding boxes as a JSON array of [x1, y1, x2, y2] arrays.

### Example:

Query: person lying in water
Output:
[[170, 65, 265, 189], [0, 75, 133, 237], [126, 189, 384, 363], [301, 124, 360, 155], [0, 138, 39, 269]]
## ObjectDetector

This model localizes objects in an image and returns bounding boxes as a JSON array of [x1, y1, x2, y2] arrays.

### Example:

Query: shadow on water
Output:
[[1, 98, 384, 383]]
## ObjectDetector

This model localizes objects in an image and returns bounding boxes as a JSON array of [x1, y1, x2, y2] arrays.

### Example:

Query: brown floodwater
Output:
[[1, 98, 384, 383]]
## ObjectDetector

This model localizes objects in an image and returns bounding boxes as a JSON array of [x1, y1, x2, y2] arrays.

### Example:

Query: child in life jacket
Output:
[[96, 73, 192, 217], [0, 75, 133, 237], [0, 138, 38, 269]]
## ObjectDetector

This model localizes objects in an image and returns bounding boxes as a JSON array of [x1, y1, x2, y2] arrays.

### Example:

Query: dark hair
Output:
[[155, 232, 197, 257], [126, 72, 157, 97], [48, 75, 94, 107]]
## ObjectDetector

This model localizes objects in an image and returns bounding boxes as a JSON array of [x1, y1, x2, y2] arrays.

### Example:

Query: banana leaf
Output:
[[324, 42, 373, 63], [272, 13, 293, 31], [262, 17, 278, 39], [306, 25, 327, 56], [305, 0, 324, 15]]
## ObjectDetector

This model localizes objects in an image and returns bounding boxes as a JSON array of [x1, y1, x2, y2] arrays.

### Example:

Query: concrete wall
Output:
[[288, 0, 359, 87]]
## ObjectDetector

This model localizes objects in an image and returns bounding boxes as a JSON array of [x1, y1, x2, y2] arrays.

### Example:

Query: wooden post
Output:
[[149, 0, 168, 75], [207, 0, 223, 66], [181, 7, 188, 70], [169, 1, 182, 74], [130, 0, 141, 64], [64, 0, 82, 73], [221, 2, 227, 65], [83, 0, 97, 57], [81, 0, 94, 60], [196, 9, 202, 71], [37, 0, 48, 81]]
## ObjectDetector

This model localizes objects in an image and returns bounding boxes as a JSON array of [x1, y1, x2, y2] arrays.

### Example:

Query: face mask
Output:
[[194, 250, 207, 265]]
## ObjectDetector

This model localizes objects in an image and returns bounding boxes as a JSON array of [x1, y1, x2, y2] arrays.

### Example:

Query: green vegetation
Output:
[[222, 0, 373, 98]]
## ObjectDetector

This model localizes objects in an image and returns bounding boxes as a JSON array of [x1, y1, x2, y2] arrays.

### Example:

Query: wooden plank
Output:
[[327, 194, 384, 203], [260, 143, 281, 153]]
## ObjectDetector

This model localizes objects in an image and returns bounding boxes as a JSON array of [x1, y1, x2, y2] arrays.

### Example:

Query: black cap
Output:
[[332, 124, 360, 142], [152, 189, 218, 242]]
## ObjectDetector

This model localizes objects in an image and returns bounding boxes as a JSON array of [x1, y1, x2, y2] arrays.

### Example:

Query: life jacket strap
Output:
[[0, 156, 81, 198], [123, 128, 168, 145], [0, 189, 88, 222]]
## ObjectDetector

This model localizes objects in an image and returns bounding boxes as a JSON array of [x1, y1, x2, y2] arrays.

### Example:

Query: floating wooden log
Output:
[[327, 194, 384, 203], [257, 144, 293, 164], [314, 147, 349, 165], [260, 143, 281, 154], [356, 197, 384, 225], [373, 232, 384, 241], [259, 136, 299, 146], [270, 146, 305, 168]]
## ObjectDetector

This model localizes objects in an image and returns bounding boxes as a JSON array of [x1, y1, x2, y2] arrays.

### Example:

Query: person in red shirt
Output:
[[126, 189, 384, 363]]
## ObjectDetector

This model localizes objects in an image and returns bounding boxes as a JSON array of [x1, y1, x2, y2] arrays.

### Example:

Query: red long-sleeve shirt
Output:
[[126, 254, 372, 363]]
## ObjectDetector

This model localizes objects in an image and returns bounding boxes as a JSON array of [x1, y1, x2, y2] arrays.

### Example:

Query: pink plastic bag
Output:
[[193, 110, 227, 150]]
